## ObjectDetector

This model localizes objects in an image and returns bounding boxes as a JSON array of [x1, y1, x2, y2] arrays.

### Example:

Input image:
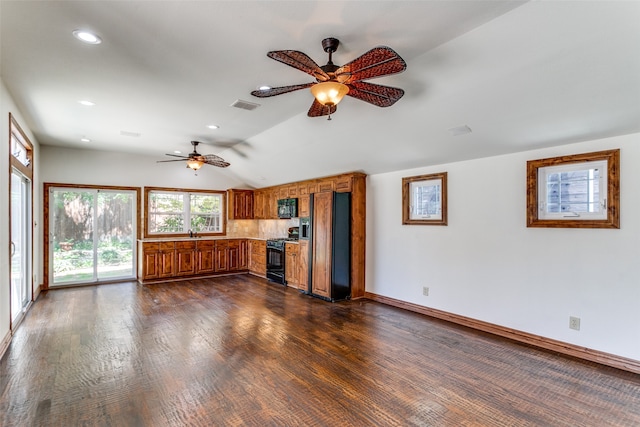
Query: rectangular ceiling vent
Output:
[[230, 99, 260, 111]]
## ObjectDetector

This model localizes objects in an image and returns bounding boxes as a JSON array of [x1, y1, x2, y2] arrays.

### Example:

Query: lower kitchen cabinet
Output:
[[138, 239, 248, 283], [285, 242, 299, 287], [298, 240, 309, 291], [175, 241, 197, 276], [248, 239, 266, 277]]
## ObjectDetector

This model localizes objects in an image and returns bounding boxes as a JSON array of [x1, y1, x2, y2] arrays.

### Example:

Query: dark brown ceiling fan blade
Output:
[[307, 99, 336, 117], [251, 83, 314, 98], [157, 159, 188, 163], [203, 154, 230, 168], [336, 46, 407, 84], [346, 81, 405, 107], [266, 50, 330, 81]]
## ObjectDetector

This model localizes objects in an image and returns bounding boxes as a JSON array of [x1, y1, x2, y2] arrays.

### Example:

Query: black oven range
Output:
[[266, 239, 286, 285]]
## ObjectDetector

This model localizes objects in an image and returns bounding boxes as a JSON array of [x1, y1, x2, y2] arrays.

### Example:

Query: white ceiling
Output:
[[2, 1, 639, 188]]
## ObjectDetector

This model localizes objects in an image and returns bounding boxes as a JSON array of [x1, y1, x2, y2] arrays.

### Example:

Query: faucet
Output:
[[188, 229, 193, 238]]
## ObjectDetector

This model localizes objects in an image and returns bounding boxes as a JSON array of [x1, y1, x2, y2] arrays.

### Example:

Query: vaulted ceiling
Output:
[[2, 1, 639, 187]]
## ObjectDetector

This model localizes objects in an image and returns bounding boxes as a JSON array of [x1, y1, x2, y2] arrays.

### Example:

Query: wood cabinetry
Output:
[[298, 240, 309, 291], [138, 239, 248, 283], [175, 241, 196, 276], [214, 240, 229, 272], [196, 240, 215, 274], [285, 242, 299, 287], [248, 239, 266, 277], [227, 189, 254, 220]]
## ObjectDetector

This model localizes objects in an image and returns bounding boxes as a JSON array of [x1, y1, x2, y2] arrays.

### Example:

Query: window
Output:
[[402, 172, 447, 225], [144, 187, 226, 237], [526, 149, 619, 228]]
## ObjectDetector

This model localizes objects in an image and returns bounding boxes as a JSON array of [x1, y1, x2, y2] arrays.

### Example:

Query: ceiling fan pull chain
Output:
[[326, 105, 332, 121]]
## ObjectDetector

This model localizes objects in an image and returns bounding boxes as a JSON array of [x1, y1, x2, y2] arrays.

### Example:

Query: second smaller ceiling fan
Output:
[[158, 141, 230, 171]]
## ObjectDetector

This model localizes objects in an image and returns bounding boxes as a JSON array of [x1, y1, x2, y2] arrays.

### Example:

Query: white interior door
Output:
[[10, 169, 32, 326]]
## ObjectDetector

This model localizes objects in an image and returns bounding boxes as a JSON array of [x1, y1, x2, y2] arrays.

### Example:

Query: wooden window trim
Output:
[[144, 186, 227, 238], [526, 149, 620, 229], [402, 172, 448, 226]]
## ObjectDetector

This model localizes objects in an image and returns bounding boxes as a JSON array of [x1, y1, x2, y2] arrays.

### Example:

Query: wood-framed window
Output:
[[526, 149, 620, 229], [144, 187, 226, 238], [10, 113, 33, 179], [402, 172, 448, 226]]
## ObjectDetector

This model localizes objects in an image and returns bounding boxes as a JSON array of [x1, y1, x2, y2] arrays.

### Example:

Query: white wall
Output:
[[40, 145, 247, 190], [1, 79, 42, 346], [367, 133, 640, 361]]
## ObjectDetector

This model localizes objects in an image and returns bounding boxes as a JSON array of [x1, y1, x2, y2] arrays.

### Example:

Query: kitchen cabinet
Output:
[[249, 239, 266, 277], [227, 239, 247, 271], [140, 242, 176, 281], [196, 240, 215, 274], [285, 242, 299, 287], [298, 240, 309, 291], [215, 240, 229, 272], [253, 190, 266, 219], [227, 189, 254, 220], [175, 241, 197, 276], [137, 239, 249, 283], [298, 194, 310, 218]]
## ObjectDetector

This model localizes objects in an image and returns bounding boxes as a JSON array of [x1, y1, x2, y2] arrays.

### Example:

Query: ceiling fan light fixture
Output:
[[311, 81, 349, 106], [186, 159, 204, 170]]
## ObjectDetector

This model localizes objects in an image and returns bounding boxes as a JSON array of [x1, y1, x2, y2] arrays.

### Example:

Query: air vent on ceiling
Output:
[[120, 130, 141, 137], [230, 99, 260, 111]]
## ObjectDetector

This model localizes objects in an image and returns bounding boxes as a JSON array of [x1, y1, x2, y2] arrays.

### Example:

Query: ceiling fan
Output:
[[157, 141, 230, 171], [251, 37, 407, 119]]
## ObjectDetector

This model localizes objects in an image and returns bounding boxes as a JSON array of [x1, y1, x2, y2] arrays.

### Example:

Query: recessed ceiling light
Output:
[[207, 124, 219, 130], [81, 138, 91, 143], [258, 85, 271, 91], [78, 100, 95, 106], [174, 150, 182, 154], [72, 29, 102, 45]]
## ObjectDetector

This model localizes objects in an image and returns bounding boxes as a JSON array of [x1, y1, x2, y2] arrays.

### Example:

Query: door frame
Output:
[[43, 183, 142, 289]]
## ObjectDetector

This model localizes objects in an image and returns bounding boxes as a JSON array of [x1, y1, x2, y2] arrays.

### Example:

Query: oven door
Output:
[[266, 243, 286, 284]]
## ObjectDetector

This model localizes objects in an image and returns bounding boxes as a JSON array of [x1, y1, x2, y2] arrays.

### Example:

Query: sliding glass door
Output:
[[11, 169, 32, 325], [49, 188, 137, 286]]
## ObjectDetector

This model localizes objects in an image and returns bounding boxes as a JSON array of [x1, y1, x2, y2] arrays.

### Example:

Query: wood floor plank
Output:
[[0, 275, 639, 426]]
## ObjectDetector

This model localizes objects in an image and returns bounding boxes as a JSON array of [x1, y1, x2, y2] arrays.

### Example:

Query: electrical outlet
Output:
[[569, 316, 581, 331], [423, 286, 429, 296]]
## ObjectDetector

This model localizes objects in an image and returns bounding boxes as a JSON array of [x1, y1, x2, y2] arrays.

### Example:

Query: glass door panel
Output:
[[96, 191, 135, 280], [11, 170, 31, 324]]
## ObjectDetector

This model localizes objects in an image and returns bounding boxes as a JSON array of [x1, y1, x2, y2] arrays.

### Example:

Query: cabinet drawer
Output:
[[143, 242, 160, 252], [175, 241, 196, 249], [159, 242, 175, 251], [196, 240, 215, 249]]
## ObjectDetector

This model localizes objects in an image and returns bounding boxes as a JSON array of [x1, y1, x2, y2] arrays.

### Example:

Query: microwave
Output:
[[277, 198, 298, 219]]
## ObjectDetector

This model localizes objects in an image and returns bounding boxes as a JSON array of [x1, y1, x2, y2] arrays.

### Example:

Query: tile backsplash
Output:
[[227, 218, 299, 239]]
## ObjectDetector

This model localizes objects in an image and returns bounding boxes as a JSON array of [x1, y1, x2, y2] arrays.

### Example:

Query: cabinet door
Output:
[[175, 242, 196, 276], [239, 239, 248, 269], [253, 190, 265, 219], [298, 194, 310, 218], [311, 191, 332, 298], [196, 241, 215, 274], [215, 241, 229, 272], [228, 240, 240, 271], [159, 250, 175, 278], [285, 243, 299, 286], [142, 251, 160, 280], [298, 240, 309, 291], [249, 239, 266, 275]]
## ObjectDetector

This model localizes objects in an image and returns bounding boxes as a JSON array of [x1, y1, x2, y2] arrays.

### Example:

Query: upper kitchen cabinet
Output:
[[227, 189, 254, 220]]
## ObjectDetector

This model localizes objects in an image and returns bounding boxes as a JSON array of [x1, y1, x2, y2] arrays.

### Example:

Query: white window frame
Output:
[[402, 172, 447, 226], [144, 187, 226, 237], [538, 160, 607, 220], [526, 149, 620, 229]]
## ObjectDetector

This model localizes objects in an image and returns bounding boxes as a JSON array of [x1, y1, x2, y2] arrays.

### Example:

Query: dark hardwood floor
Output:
[[1, 275, 639, 426]]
